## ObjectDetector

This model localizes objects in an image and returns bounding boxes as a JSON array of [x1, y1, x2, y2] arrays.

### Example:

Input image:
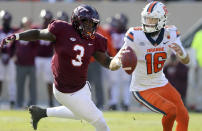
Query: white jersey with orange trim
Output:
[[122, 25, 185, 91]]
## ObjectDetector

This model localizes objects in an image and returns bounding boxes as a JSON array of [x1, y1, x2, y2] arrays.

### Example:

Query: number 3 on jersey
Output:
[[145, 52, 167, 74], [72, 45, 85, 67]]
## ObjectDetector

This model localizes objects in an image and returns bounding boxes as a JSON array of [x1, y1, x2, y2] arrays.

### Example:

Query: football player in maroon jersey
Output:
[[1, 5, 112, 131], [0, 10, 17, 108]]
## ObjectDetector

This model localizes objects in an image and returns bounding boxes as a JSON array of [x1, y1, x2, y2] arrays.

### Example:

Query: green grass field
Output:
[[0, 110, 202, 131]]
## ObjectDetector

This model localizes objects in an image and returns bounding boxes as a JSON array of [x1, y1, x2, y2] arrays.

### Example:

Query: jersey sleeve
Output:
[[48, 20, 64, 36], [173, 37, 186, 55], [123, 27, 135, 48], [95, 36, 107, 53], [166, 26, 186, 56], [169, 33, 186, 58]]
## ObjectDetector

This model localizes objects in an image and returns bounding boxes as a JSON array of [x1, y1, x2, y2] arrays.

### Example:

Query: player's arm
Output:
[[18, 29, 56, 42], [93, 51, 112, 69], [110, 27, 135, 70], [0, 29, 56, 48]]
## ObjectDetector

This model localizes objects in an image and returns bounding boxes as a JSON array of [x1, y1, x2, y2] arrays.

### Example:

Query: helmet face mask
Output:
[[142, 16, 159, 33], [71, 5, 100, 39], [141, 1, 167, 33], [79, 18, 99, 36]]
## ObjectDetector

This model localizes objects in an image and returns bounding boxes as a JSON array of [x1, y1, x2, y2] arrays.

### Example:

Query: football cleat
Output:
[[28, 105, 47, 130]]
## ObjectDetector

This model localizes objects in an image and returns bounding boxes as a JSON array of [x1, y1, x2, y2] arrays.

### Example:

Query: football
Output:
[[121, 46, 137, 75]]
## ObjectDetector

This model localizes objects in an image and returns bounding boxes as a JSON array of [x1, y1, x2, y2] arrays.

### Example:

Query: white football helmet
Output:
[[141, 1, 168, 33]]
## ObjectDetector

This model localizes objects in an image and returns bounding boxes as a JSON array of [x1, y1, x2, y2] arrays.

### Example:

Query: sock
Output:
[[91, 117, 110, 131], [46, 106, 80, 120]]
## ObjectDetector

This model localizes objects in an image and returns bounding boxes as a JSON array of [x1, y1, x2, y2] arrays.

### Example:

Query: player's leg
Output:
[[29, 82, 109, 131], [108, 70, 121, 110], [120, 70, 131, 111], [7, 60, 16, 108], [121, 85, 130, 111], [16, 65, 27, 108], [88, 61, 104, 109], [53, 82, 109, 131], [29, 105, 80, 130], [28, 66, 37, 106], [161, 83, 189, 131], [0, 60, 5, 97], [46, 106, 80, 119], [44, 57, 54, 107], [132, 90, 177, 131], [109, 82, 120, 110]]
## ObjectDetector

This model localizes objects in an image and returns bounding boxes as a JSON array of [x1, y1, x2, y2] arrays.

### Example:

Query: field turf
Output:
[[0, 110, 201, 131]]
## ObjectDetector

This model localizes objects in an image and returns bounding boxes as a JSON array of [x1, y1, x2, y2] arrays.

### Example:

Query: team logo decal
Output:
[[88, 43, 93, 46], [163, 41, 169, 45], [70, 37, 76, 41]]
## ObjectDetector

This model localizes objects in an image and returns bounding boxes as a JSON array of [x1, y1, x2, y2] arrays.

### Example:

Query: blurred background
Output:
[[0, 0, 202, 113]]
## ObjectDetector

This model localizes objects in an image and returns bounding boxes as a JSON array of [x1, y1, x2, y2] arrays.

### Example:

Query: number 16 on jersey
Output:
[[145, 52, 167, 74]]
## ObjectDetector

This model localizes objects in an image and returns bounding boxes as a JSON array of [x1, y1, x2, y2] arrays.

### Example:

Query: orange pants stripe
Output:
[[132, 83, 189, 131]]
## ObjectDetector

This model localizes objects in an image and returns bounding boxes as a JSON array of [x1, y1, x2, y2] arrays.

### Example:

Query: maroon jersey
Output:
[[34, 25, 54, 57], [15, 40, 39, 66], [48, 20, 107, 93], [0, 28, 15, 54], [37, 40, 54, 57]]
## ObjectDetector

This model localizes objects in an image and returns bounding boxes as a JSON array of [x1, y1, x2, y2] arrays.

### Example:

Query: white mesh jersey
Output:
[[123, 25, 185, 91]]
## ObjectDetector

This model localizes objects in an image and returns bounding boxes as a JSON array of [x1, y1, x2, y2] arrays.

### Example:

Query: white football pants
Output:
[[47, 82, 109, 131]]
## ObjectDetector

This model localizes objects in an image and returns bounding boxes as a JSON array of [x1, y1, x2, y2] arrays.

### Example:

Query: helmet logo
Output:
[[163, 6, 168, 15], [77, 6, 88, 12]]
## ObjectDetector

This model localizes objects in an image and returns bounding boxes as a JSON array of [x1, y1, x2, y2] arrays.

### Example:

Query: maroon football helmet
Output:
[[57, 11, 69, 22], [71, 5, 100, 39], [0, 10, 12, 32], [40, 9, 53, 28]]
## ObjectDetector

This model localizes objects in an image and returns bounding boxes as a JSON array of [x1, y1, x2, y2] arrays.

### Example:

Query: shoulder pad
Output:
[[165, 25, 180, 38], [165, 25, 177, 31]]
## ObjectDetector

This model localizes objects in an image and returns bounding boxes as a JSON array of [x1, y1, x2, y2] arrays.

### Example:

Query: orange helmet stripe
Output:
[[147, 1, 158, 13]]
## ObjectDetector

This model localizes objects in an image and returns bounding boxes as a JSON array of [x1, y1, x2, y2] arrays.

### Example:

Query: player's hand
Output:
[[168, 43, 183, 56], [109, 50, 123, 71], [0, 34, 17, 48]]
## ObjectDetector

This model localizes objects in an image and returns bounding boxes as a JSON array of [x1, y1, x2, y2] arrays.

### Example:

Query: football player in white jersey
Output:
[[109, 1, 189, 131]]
